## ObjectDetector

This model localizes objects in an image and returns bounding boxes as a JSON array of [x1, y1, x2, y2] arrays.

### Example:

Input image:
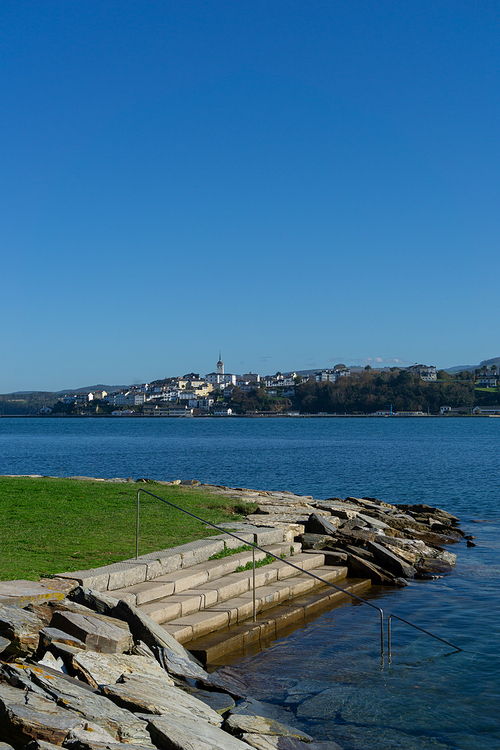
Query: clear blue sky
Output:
[[1, 1, 499, 392]]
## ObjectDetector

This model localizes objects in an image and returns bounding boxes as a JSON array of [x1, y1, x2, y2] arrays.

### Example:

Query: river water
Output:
[[0, 416, 499, 748]]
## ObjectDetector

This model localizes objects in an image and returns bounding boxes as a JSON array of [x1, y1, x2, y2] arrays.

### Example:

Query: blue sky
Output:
[[1, 1, 499, 392]]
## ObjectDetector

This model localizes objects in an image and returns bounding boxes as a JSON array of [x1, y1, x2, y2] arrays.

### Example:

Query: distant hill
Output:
[[479, 356, 500, 368], [11, 385, 130, 396]]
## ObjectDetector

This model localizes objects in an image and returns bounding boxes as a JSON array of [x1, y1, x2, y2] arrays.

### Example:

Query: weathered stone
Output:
[[112, 599, 201, 663], [225, 713, 313, 740], [184, 687, 235, 715], [103, 673, 222, 726], [297, 534, 333, 550], [50, 612, 132, 654], [39, 627, 87, 651], [0, 635, 11, 653], [0, 742, 16, 750], [18, 741, 64, 750], [347, 554, 395, 584], [241, 735, 344, 750], [49, 600, 131, 632], [63, 721, 122, 745], [0, 604, 44, 655], [0, 700, 82, 747], [364, 540, 417, 578], [71, 650, 171, 689], [0, 579, 77, 607], [146, 713, 252, 750], [305, 514, 340, 536], [24, 665, 152, 745], [206, 665, 250, 698], [160, 646, 210, 681]]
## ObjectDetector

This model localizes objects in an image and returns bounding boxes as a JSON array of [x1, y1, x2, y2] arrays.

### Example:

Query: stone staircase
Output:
[[58, 525, 371, 663]]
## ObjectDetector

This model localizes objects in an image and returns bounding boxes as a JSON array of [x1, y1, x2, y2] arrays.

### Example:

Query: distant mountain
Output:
[[11, 385, 130, 396], [480, 356, 500, 368], [444, 365, 479, 373]]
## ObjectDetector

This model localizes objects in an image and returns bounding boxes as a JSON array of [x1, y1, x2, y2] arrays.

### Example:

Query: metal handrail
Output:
[[136, 488, 385, 655], [387, 613, 462, 661], [135, 488, 463, 660]]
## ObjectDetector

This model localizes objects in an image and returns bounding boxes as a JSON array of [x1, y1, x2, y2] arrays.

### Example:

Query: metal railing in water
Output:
[[136, 488, 462, 660]]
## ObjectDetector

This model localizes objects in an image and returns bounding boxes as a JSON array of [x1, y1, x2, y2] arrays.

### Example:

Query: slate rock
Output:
[[104, 673, 223, 726], [50, 611, 132, 654], [183, 686, 236, 715], [0, 700, 83, 746], [207, 665, 250, 698], [39, 627, 87, 651], [297, 533, 334, 550], [112, 599, 201, 664], [241, 736, 344, 750], [0, 604, 44, 655], [0, 635, 11, 654], [346, 554, 395, 585], [0, 743, 16, 750], [306, 514, 340, 536], [364, 540, 416, 578], [160, 646, 210, 681], [146, 713, 252, 750], [71, 650, 171, 688], [225, 713, 313, 740]]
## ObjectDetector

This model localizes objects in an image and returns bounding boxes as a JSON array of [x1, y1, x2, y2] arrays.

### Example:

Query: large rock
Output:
[[0, 604, 44, 655], [102, 673, 223, 726], [225, 713, 313, 740], [241, 736, 343, 750], [305, 514, 340, 536], [112, 599, 200, 664], [347, 554, 395, 584], [364, 540, 417, 578], [145, 713, 253, 750], [71, 651, 171, 688], [0, 691, 83, 747], [50, 611, 133, 654]]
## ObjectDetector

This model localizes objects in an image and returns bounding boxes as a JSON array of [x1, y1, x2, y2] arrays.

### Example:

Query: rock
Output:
[[206, 665, 250, 698], [0, 635, 11, 654], [159, 646, 210, 681], [5, 662, 152, 745], [183, 687, 236, 715], [180, 479, 201, 486], [103, 673, 222, 726], [39, 627, 87, 652], [71, 651, 171, 688], [0, 579, 77, 607], [305, 514, 341, 536], [0, 699, 83, 746], [146, 713, 251, 750], [50, 611, 133, 654], [63, 720, 122, 745], [241, 736, 344, 750], [225, 713, 313, 740], [0, 743, 16, 750], [346, 554, 395, 584], [364, 540, 416, 578], [18, 741, 64, 750], [112, 599, 201, 664], [0, 604, 44, 655], [296, 533, 333, 550], [467, 540, 477, 547]]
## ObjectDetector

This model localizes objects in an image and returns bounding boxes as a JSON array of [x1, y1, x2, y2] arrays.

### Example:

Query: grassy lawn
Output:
[[0, 477, 251, 582]]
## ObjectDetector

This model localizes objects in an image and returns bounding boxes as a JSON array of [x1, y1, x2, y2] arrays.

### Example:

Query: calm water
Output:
[[1, 416, 499, 749]]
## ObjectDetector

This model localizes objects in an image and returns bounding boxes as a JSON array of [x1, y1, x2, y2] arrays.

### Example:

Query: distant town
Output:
[[3, 354, 497, 418]]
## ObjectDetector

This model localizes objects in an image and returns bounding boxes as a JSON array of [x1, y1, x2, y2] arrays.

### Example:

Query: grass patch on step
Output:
[[0, 476, 250, 582], [236, 554, 281, 572], [209, 544, 253, 560]]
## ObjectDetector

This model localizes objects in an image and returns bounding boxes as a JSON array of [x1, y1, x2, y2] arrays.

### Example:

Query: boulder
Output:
[[50, 612, 132, 654], [39, 627, 87, 652], [296, 534, 334, 550], [145, 713, 251, 750], [71, 651, 171, 689], [346, 554, 395, 585], [305, 514, 340, 536], [364, 540, 417, 578], [102, 673, 223, 726], [225, 713, 313, 741], [0, 604, 44, 655]]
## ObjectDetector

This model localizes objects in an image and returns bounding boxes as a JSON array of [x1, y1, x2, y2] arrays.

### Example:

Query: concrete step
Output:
[[184, 578, 372, 664], [137, 552, 332, 626], [110, 542, 301, 608], [160, 563, 349, 644]]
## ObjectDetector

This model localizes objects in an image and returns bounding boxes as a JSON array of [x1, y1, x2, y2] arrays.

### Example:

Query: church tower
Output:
[[217, 352, 224, 375]]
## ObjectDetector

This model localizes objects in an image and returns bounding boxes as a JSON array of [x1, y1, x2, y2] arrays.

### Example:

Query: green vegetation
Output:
[[0, 477, 248, 581], [236, 554, 277, 572], [208, 544, 253, 560]]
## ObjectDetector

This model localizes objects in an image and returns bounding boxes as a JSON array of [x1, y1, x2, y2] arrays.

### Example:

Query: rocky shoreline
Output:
[[0, 481, 469, 749]]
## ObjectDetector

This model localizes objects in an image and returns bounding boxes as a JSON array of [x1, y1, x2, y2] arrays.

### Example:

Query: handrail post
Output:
[[388, 614, 392, 662], [136, 490, 140, 560], [252, 542, 256, 622]]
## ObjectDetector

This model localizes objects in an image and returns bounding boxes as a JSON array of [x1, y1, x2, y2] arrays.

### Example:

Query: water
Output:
[[1, 416, 499, 748]]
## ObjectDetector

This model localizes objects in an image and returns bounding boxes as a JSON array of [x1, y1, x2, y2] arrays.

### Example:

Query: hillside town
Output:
[[34, 356, 500, 418]]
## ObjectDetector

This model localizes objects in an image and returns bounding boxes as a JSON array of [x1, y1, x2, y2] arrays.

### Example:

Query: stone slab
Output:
[[146, 713, 252, 750], [50, 611, 133, 654], [71, 651, 172, 689], [0, 579, 78, 607]]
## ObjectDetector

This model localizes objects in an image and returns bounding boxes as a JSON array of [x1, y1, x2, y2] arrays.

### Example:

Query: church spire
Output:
[[217, 352, 224, 375]]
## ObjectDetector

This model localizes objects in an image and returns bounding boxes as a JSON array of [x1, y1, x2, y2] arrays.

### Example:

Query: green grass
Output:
[[235, 554, 278, 572], [0, 477, 248, 581], [208, 544, 253, 560]]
